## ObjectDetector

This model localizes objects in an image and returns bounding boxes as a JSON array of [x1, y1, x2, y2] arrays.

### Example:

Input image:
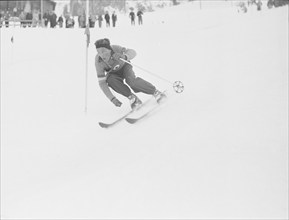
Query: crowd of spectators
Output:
[[0, 7, 144, 29], [0, 8, 58, 28], [237, 0, 288, 13], [1, 0, 287, 28]]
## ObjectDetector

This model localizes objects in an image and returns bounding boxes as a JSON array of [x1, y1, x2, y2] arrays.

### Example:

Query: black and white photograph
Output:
[[1, 0, 288, 219]]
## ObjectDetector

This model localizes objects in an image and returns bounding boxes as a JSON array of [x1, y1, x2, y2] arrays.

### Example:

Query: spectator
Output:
[[19, 11, 26, 27], [0, 11, 4, 28], [43, 11, 49, 27], [26, 11, 32, 27], [237, 2, 248, 13], [50, 11, 57, 28], [58, 15, 63, 28], [64, 14, 70, 28], [4, 11, 10, 27], [257, 0, 262, 10], [66, 16, 74, 28], [89, 15, 96, 28], [13, 7, 17, 17], [32, 10, 39, 27], [104, 11, 110, 27], [112, 11, 117, 27], [97, 14, 103, 28], [267, 0, 274, 8], [129, 10, 135, 25], [137, 10, 143, 25], [78, 14, 86, 28], [38, 13, 42, 26], [71, 17, 75, 28]]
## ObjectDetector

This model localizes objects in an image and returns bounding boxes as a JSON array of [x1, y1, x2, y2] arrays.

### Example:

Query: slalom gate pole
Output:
[[84, 39, 88, 113], [84, 0, 90, 113]]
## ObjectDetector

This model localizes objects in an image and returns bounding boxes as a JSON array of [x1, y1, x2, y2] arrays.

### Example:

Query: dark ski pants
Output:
[[106, 63, 156, 98]]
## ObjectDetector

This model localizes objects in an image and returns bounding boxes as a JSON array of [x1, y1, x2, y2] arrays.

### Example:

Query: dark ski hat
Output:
[[95, 38, 112, 50]]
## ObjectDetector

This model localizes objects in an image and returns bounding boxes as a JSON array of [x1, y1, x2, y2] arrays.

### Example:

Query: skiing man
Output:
[[94, 38, 166, 109]]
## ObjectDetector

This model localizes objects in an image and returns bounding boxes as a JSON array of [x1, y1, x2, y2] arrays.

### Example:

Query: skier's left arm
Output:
[[111, 45, 137, 61], [123, 47, 136, 61]]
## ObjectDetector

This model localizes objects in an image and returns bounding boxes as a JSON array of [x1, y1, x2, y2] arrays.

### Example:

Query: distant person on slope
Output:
[[97, 14, 103, 28], [112, 11, 117, 27], [137, 10, 143, 25], [94, 38, 166, 109], [129, 10, 135, 25], [104, 11, 110, 27]]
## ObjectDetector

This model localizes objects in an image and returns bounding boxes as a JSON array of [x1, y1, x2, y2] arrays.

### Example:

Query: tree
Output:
[[69, 0, 126, 16]]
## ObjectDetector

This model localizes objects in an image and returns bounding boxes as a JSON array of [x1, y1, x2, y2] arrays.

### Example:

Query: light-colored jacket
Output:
[[95, 45, 136, 101]]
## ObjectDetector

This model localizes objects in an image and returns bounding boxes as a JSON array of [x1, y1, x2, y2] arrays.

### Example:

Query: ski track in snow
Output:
[[1, 2, 288, 219]]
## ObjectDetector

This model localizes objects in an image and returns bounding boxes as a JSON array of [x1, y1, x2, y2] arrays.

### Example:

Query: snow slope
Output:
[[1, 2, 288, 219]]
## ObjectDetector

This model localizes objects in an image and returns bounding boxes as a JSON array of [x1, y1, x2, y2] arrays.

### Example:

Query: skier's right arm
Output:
[[95, 56, 119, 105]]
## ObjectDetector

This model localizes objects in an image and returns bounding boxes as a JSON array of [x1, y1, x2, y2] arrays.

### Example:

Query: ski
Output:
[[99, 110, 135, 128], [98, 98, 154, 128], [125, 101, 164, 124]]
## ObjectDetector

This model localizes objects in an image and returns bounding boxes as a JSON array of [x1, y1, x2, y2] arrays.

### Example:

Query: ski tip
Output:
[[125, 118, 137, 124], [99, 122, 109, 128]]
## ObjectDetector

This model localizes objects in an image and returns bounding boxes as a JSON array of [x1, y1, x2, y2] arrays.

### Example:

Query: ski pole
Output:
[[120, 58, 184, 93], [120, 58, 172, 84]]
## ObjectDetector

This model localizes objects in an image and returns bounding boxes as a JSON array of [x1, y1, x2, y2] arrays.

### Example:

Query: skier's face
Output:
[[97, 47, 111, 62]]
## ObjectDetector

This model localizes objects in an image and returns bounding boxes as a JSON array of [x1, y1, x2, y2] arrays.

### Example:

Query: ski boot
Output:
[[153, 90, 167, 103], [128, 93, 142, 110]]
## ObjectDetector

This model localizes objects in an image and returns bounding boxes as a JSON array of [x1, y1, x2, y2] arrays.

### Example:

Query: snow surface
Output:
[[1, 2, 288, 219]]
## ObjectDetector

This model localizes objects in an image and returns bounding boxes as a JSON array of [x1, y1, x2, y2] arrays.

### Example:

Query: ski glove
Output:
[[111, 97, 122, 107], [112, 52, 127, 61]]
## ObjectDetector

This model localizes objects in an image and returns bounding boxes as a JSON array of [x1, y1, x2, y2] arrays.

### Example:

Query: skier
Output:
[[94, 38, 166, 109]]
